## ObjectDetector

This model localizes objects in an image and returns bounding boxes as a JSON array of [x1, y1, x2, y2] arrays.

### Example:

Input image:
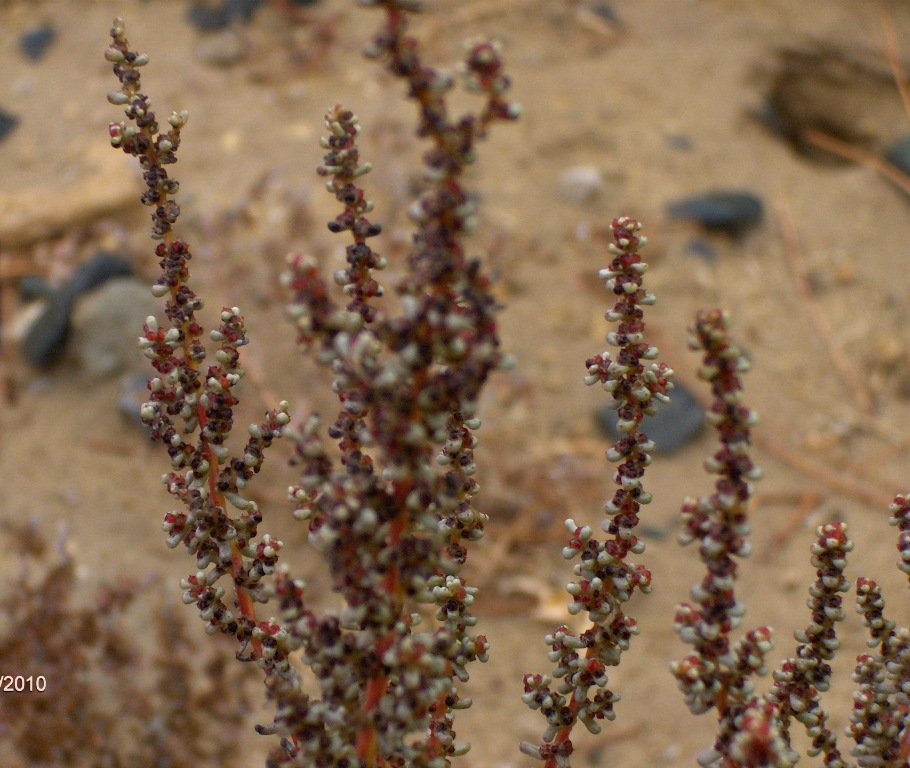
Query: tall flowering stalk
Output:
[[670, 310, 767, 747], [520, 217, 673, 767], [847, 497, 910, 767], [758, 521, 852, 768], [106, 19, 290, 670]]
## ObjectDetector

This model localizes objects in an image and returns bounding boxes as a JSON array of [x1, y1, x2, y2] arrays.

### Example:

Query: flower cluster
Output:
[[521, 218, 673, 768], [272, 0, 517, 754], [108, 1, 517, 765], [760, 522, 852, 767], [844, 495, 910, 766]]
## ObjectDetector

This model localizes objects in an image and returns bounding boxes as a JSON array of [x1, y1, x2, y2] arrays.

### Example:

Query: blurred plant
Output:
[[0, 520, 248, 767]]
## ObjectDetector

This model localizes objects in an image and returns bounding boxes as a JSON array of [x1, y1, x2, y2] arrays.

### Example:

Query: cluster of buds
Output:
[[888, 494, 910, 583], [521, 218, 672, 768], [108, 6, 515, 762], [761, 522, 852, 766], [108, 0, 518, 758]]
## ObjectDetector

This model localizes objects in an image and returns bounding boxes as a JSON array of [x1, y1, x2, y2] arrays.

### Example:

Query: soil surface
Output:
[[4, 1, 910, 766]]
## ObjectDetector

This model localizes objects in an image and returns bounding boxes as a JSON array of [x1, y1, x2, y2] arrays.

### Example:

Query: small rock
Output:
[[557, 165, 604, 204], [188, 2, 232, 31], [21, 289, 75, 368], [666, 133, 692, 151], [666, 190, 763, 237], [20, 253, 134, 368], [70, 279, 159, 379], [0, 108, 19, 143], [119, 373, 152, 428], [19, 24, 56, 62], [187, 0, 261, 31], [18, 275, 56, 302], [684, 238, 717, 262], [591, 3, 619, 24], [884, 135, 910, 177], [595, 380, 705, 454], [196, 29, 244, 67], [225, 0, 262, 20], [69, 251, 133, 295]]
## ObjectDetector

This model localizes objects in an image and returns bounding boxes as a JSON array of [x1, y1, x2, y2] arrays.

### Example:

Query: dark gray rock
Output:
[[596, 380, 705, 454], [667, 190, 764, 237], [70, 279, 159, 379], [20, 253, 134, 368], [0, 108, 19, 143], [885, 136, 910, 177], [19, 24, 56, 62], [187, 0, 261, 31]]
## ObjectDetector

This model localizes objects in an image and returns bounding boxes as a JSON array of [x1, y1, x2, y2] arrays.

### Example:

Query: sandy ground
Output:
[[4, 1, 910, 766]]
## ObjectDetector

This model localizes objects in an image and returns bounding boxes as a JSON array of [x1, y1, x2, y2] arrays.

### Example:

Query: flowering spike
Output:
[[522, 218, 670, 767], [106, 18, 289, 670]]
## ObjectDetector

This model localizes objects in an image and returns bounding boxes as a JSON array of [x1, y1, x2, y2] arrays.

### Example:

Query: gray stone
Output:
[[69, 279, 159, 380], [596, 380, 705, 454], [195, 29, 244, 67], [557, 165, 604, 204]]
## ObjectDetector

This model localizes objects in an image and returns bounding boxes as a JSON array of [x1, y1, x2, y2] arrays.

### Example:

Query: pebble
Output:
[[187, 0, 261, 32], [70, 279, 159, 379], [18, 275, 56, 302], [188, 2, 232, 31], [119, 373, 151, 428], [591, 3, 619, 24], [196, 29, 244, 67], [0, 108, 19, 143], [666, 190, 763, 236], [19, 24, 56, 62], [666, 133, 692, 151], [21, 289, 75, 368], [595, 379, 705, 454], [20, 253, 134, 368], [884, 135, 910, 177], [684, 238, 717, 262], [557, 165, 604, 204], [69, 252, 133, 295], [19, 23, 57, 61]]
